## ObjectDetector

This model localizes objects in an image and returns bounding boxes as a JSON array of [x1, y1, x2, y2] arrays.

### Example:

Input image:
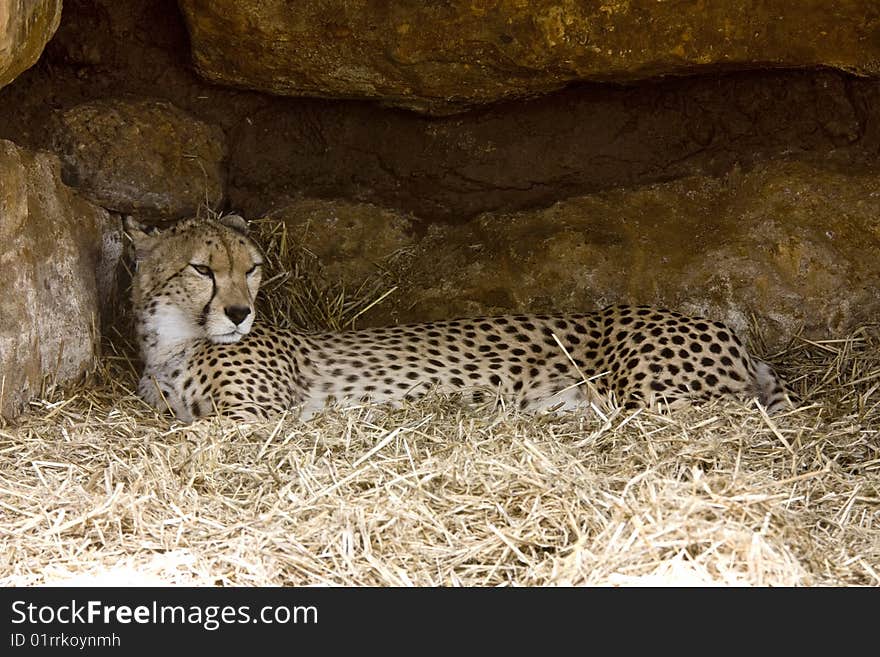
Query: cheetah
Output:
[[126, 215, 788, 422]]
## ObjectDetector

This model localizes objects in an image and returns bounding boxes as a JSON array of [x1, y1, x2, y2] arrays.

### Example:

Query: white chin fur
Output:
[[206, 315, 253, 344], [210, 331, 245, 344]]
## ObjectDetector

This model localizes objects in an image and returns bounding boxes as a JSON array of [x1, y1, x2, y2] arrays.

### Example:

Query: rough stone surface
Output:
[[230, 69, 876, 223], [269, 198, 416, 287], [180, 0, 880, 115], [50, 98, 227, 220], [2, 2, 879, 227], [0, 140, 112, 420], [275, 160, 880, 348], [95, 212, 125, 329], [0, 0, 61, 89]]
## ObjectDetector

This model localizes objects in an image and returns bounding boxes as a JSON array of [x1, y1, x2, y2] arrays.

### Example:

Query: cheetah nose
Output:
[[224, 305, 252, 326]]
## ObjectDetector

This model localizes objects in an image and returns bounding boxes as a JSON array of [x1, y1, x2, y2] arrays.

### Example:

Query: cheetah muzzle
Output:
[[126, 216, 789, 422]]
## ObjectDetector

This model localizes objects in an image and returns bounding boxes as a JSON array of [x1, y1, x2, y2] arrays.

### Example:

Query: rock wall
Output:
[[0, 140, 111, 420], [179, 0, 880, 114], [229, 69, 873, 222]]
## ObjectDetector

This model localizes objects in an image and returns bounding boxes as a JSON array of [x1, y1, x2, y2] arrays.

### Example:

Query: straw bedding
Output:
[[1, 219, 877, 586]]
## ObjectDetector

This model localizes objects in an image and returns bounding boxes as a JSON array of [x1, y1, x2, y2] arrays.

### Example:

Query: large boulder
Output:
[[50, 98, 227, 220], [0, 1, 62, 89], [0, 140, 112, 420], [180, 0, 880, 115], [271, 159, 880, 348]]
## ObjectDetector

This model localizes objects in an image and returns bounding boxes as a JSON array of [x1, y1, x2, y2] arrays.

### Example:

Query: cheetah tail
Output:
[[753, 360, 791, 413]]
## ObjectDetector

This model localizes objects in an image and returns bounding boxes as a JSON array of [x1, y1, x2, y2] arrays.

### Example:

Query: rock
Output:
[[180, 0, 880, 115], [270, 160, 880, 348], [50, 98, 227, 220], [95, 212, 126, 330], [0, 1, 61, 89], [0, 140, 112, 420], [230, 69, 872, 223], [268, 198, 416, 287]]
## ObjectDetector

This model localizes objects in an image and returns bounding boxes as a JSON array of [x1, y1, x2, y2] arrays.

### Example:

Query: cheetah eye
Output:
[[190, 263, 213, 277], [246, 263, 262, 276]]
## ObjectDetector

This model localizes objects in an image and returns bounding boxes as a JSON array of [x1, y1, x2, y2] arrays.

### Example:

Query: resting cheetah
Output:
[[126, 215, 788, 422]]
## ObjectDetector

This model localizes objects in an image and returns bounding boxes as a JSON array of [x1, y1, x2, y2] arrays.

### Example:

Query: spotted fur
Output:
[[127, 216, 788, 422]]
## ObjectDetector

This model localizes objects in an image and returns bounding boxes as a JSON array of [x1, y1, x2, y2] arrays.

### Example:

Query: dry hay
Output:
[[1, 218, 878, 587]]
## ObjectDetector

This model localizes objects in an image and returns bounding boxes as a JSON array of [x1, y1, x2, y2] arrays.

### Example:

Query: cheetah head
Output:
[[126, 214, 264, 346]]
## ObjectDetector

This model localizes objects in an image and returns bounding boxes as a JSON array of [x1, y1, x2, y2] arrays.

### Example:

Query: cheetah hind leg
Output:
[[752, 360, 793, 413], [218, 403, 282, 423], [527, 378, 615, 415]]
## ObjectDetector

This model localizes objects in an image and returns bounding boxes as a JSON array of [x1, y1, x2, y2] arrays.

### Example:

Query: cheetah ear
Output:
[[218, 213, 248, 235], [123, 215, 159, 258]]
